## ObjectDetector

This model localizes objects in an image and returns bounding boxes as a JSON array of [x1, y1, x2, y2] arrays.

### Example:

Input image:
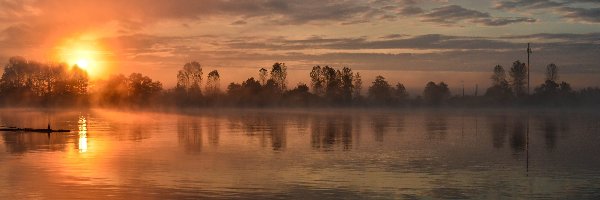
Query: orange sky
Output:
[[0, 0, 599, 91]]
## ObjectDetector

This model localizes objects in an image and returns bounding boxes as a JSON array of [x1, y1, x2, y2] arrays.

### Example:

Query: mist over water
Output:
[[0, 108, 599, 199]]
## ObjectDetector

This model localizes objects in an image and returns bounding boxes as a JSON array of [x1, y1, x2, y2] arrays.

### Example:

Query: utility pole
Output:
[[527, 43, 532, 94]]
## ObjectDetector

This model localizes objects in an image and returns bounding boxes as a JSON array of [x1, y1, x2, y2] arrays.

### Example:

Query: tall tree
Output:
[[322, 66, 341, 101], [177, 61, 203, 93], [309, 65, 324, 96], [206, 70, 220, 95], [258, 68, 268, 85], [340, 67, 354, 103], [270, 62, 287, 91], [491, 65, 507, 86], [509, 60, 527, 97], [546, 63, 559, 82], [353, 72, 362, 98], [485, 64, 513, 103], [394, 83, 409, 103]]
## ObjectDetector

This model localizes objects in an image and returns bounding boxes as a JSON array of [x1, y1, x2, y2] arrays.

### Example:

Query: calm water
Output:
[[0, 108, 599, 199]]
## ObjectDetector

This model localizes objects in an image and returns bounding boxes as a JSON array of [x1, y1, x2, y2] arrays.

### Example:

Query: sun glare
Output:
[[56, 37, 108, 79]]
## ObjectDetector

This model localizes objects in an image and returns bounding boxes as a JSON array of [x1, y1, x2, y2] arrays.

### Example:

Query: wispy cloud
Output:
[[422, 5, 536, 26], [495, 0, 600, 23]]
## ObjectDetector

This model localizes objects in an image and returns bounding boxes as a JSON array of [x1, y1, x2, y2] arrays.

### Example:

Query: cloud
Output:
[[225, 34, 525, 50], [499, 32, 600, 42], [380, 34, 409, 39], [399, 6, 425, 16], [494, 0, 566, 10], [230, 20, 248, 25], [559, 7, 600, 23], [495, 0, 600, 23], [421, 5, 536, 26]]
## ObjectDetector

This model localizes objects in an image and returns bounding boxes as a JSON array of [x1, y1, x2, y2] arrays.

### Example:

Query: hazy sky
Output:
[[0, 0, 599, 91]]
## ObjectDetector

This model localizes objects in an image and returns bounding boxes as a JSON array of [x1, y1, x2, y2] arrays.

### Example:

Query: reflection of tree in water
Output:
[[538, 114, 570, 151], [540, 116, 558, 150], [2, 133, 69, 154], [230, 114, 286, 151], [311, 116, 353, 151], [395, 115, 405, 134], [207, 117, 220, 146], [291, 114, 310, 135], [425, 114, 447, 140], [177, 117, 202, 153], [510, 119, 526, 154], [370, 115, 389, 142], [489, 115, 508, 148]]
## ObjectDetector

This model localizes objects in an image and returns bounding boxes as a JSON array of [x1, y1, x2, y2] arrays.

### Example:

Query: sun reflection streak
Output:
[[78, 116, 88, 153]]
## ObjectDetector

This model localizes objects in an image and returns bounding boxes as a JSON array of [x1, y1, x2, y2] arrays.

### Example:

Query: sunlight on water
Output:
[[78, 116, 87, 153]]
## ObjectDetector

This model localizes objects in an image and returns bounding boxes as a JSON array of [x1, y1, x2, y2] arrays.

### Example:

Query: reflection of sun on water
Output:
[[78, 116, 87, 153]]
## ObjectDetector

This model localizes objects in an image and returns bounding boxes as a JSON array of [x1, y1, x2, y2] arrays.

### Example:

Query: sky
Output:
[[0, 0, 599, 93]]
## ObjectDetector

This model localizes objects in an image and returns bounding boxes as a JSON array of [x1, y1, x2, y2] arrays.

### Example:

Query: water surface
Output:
[[0, 108, 599, 199]]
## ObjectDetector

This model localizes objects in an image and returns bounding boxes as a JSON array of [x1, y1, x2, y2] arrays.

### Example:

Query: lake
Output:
[[0, 108, 599, 199]]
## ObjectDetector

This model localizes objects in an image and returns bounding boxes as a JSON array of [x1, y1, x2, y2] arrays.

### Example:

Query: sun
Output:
[[55, 37, 108, 79], [76, 58, 90, 69]]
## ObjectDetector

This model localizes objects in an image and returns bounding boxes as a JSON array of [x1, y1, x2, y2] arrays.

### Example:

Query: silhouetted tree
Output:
[[485, 65, 513, 103], [270, 62, 287, 91], [340, 67, 354, 104], [310, 65, 324, 96], [368, 75, 393, 105], [491, 65, 507, 86], [322, 66, 341, 102], [128, 73, 163, 105], [0, 57, 90, 106], [546, 63, 558, 82], [283, 83, 318, 106], [177, 61, 203, 93], [423, 81, 450, 105], [353, 72, 362, 99], [509, 60, 527, 97], [309, 65, 358, 104], [205, 70, 220, 95], [534, 63, 574, 104], [258, 68, 268, 85], [394, 83, 409, 104]]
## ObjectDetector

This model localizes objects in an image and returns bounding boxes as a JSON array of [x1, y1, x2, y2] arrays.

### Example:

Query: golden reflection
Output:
[[78, 116, 88, 153]]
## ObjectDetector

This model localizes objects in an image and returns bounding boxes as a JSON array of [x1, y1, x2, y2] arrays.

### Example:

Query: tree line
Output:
[[1, 56, 599, 108]]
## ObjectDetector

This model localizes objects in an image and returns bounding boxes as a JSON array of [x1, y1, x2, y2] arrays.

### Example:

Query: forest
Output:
[[0, 56, 599, 108]]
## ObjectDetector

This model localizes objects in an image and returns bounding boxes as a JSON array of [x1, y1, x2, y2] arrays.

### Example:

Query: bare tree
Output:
[[270, 62, 287, 91], [177, 61, 203, 93], [353, 72, 362, 98], [258, 68, 268, 85], [509, 60, 527, 97], [546, 63, 559, 82], [206, 70, 220, 95], [491, 65, 507, 86], [310, 65, 324, 96]]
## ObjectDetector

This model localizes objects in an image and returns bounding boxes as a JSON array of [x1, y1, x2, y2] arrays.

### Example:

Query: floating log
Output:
[[0, 127, 70, 133]]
